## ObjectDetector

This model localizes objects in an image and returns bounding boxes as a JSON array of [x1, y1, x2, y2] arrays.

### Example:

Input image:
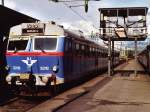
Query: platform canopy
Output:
[[98, 7, 148, 41], [0, 5, 38, 36]]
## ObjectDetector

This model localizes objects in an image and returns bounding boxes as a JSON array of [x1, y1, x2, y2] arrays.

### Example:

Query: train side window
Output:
[[102, 49, 104, 57], [85, 45, 88, 56], [76, 43, 82, 54], [81, 44, 85, 55], [98, 48, 100, 56], [99, 49, 102, 57], [93, 47, 95, 56], [73, 42, 78, 54], [96, 48, 98, 55], [65, 40, 68, 52], [90, 47, 92, 56], [65, 38, 72, 52], [68, 41, 72, 52], [76, 43, 79, 50], [81, 45, 85, 50], [72, 42, 75, 51], [86, 46, 89, 57]]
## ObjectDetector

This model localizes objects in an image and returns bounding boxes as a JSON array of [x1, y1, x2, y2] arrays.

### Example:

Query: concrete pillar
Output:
[[134, 38, 137, 76], [112, 40, 114, 75], [108, 37, 111, 76]]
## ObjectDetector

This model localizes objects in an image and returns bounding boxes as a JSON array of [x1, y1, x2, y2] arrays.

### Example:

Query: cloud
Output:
[[61, 20, 99, 35], [3, 0, 150, 47]]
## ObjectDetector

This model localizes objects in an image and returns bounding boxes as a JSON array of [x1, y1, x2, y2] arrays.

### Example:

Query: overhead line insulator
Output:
[[51, 0, 59, 2], [85, 0, 89, 13]]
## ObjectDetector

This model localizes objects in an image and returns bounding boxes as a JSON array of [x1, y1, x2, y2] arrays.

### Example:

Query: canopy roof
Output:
[[0, 5, 38, 36]]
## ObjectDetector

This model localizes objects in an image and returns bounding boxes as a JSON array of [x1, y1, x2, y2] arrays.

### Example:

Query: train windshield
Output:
[[8, 40, 28, 51], [34, 38, 57, 51]]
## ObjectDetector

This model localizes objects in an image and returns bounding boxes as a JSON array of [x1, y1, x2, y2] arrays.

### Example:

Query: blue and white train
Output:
[[5, 22, 120, 94]]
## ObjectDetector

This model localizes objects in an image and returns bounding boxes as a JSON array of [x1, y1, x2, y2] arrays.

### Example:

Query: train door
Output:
[[95, 47, 98, 73], [64, 38, 73, 81], [75, 42, 80, 76], [81, 44, 85, 74]]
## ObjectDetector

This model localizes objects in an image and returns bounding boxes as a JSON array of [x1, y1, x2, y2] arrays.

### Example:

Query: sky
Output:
[[2, 0, 150, 33], [1, 0, 150, 49]]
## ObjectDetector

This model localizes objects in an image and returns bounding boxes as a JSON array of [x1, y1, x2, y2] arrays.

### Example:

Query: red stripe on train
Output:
[[6, 52, 64, 56]]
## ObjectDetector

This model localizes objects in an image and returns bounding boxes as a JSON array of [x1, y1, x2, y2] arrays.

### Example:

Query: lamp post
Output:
[[2, 0, 4, 6]]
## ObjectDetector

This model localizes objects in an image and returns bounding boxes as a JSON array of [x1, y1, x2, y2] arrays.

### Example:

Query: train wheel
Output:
[[50, 84, 63, 96], [50, 85, 57, 96], [11, 85, 20, 95]]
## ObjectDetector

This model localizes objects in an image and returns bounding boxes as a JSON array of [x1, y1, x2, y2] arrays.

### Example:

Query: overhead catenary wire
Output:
[[50, 0, 100, 2], [63, 2, 100, 31], [50, 0, 100, 30], [63, 2, 88, 21]]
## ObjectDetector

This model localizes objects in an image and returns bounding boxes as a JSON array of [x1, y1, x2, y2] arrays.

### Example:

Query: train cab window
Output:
[[8, 40, 28, 51], [34, 38, 57, 50]]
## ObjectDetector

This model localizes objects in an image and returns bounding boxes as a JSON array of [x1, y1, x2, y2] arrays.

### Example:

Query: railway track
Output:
[[0, 75, 119, 112], [0, 96, 50, 112]]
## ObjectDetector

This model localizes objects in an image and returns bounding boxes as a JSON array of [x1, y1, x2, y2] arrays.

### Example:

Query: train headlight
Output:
[[6, 76, 12, 82], [41, 76, 49, 83], [5, 65, 10, 70], [52, 65, 59, 73]]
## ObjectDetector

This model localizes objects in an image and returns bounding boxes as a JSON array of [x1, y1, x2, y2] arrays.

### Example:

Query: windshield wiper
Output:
[[14, 47, 18, 53], [37, 45, 46, 53]]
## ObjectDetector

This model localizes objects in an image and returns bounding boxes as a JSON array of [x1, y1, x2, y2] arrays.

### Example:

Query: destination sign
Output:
[[22, 28, 43, 34]]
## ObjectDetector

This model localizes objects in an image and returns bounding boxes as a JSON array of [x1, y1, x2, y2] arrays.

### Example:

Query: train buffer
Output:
[[27, 60, 150, 112]]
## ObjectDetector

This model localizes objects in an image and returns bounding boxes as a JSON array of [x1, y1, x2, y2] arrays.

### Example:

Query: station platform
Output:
[[55, 74, 150, 112], [115, 59, 144, 72], [28, 60, 150, 112]]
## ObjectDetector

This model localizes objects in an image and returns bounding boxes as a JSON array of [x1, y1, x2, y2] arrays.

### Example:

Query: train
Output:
[[138, 45, 150, 73], [5, 21, 120, 95]]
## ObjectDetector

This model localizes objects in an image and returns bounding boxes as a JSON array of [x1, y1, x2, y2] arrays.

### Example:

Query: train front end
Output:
[[5, 22, 65, 94]]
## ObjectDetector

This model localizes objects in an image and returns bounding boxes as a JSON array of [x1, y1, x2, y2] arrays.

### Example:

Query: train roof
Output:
[[9, 22, 85, 38], [8, 21, 119, 52]]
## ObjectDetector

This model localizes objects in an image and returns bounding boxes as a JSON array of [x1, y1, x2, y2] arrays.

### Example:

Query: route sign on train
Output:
[[22, 23, 44, 35], [99, 7, 148, 41]]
